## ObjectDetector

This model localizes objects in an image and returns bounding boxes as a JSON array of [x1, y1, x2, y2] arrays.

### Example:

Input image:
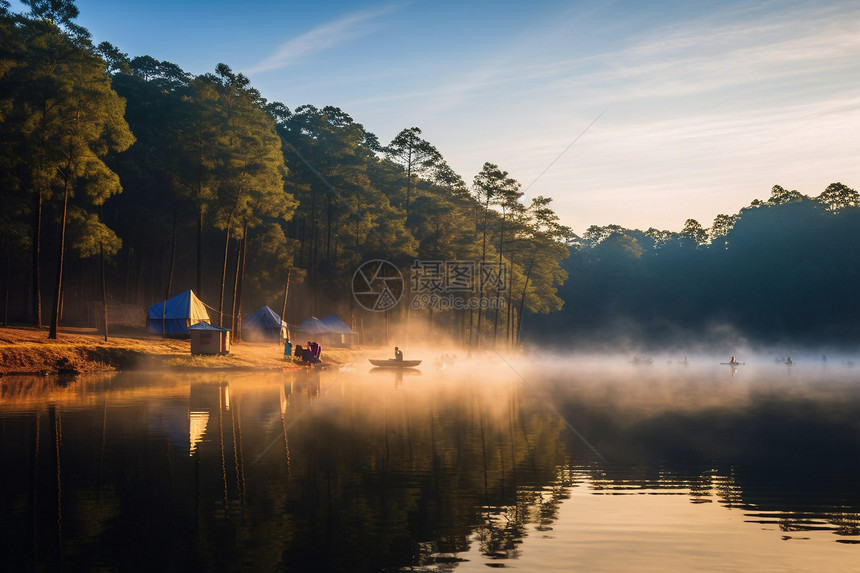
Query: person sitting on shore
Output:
[[301, 346, 314, 363]]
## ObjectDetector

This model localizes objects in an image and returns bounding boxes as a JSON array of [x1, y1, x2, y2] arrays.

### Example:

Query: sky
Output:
[[14, 0, 860, 233]]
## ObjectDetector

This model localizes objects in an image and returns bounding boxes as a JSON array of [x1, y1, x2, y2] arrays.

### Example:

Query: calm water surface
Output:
[[1, 354, 858, 571]]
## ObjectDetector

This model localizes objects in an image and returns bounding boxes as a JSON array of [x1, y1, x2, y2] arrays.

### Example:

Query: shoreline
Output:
[[0, 325, 360, 377]]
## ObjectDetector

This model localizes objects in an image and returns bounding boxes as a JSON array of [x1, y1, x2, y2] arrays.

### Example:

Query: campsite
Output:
[[145, 289, 355, 349], [2, 2, 860, 571]]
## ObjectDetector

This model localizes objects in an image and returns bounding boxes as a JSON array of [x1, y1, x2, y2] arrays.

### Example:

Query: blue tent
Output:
[[296, 314, 357, 347], [147, 290, 210, 335], [243, 305, 287, 342], [319, 314, 357, 347], [295, 316, 329, 335], [319, 314, 355, 334]]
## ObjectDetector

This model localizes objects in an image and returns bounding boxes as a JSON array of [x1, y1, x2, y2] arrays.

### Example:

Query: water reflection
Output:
[[368, 366, 422, 387], [0, 358, 858, 571]]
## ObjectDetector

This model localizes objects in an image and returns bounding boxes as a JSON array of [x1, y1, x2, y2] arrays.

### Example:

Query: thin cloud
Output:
[[245, 5, 397, 74], [414, 1, 860, 113]]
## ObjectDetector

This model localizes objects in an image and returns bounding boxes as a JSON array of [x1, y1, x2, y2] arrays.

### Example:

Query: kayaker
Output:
[[394, 347, 403, 361]]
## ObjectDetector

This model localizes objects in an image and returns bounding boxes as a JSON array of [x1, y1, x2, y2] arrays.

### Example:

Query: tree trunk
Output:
[[1, 237, 8, 326], [166, 206, 178, 300], [218, 224, 233, 328], [475, 194, 491, 345], [405, 148, 413, 220], [325, 193, 332, 262], [196, 205, 204, 295], [235, 221, 249, 340], [492, 211, 505, 343], [100, 245, 109, 342], [309, 194, 318, 278], [230, 236, 242, 335], [231, 220, 248, 339], [31, 191, 42, 327], [48, 181, 71, 340], [280, 267, 291, 325], [298, 216, 306, 269], [354, 197, 360, 254], [515, 251, 537, 347], [506, 253, 515, 346]]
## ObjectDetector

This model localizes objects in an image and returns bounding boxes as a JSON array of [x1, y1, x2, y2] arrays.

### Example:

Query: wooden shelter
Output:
[[189, 322, 231, 355]]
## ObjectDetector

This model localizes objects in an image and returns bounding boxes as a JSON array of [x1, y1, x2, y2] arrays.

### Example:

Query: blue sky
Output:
[[16, 0, 860, 233]]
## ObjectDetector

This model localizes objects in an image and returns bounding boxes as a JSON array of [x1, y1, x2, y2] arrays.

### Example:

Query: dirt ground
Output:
[[0, 325, 360, 376]]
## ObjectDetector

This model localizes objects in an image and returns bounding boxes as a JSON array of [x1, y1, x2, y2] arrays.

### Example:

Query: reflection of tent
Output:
[[243, 305, 287, 342], [147, 290, 210, 335]]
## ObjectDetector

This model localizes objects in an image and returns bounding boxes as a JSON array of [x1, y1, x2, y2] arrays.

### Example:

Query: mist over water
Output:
[[1, 348, 858, 571]]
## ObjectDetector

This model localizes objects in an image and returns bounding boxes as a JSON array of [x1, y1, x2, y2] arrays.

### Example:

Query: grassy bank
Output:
[[0, 326, 359, 376]]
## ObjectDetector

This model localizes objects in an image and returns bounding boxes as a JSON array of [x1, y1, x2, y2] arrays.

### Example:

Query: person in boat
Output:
[[730, 355, 737, 364], [394, 346, 403, 362]]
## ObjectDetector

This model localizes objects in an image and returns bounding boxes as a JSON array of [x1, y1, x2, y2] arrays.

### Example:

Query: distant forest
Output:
[[531, 183, 860, 350], [2, 2, 857, 349]]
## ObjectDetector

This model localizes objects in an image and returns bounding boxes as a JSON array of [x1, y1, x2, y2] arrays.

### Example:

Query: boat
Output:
[[368, 359, 422, 368], [720, 361, 744, 366]]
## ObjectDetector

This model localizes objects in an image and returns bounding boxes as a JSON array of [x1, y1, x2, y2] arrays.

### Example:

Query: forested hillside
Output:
[[2, 2, 856, 349], [531, 184, 860, 349], [0, 1, 568, 346]]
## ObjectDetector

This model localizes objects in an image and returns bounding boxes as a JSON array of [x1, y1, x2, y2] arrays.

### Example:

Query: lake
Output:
[[1, 352, 858, 571]]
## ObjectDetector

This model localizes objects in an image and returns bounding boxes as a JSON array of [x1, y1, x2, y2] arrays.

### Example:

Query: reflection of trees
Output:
[[277, 388, 569, 570], [0, 372, 576, 572], [557, 391, 860, 541]]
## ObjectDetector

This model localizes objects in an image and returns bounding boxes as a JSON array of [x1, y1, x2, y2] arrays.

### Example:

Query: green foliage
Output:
[[1, 4, 134, 330], [679, 219, 706, 246], [0, 1, 572, 342], [537, 184, 860, 348], [68, 206, 121, 258], [816, 182, 859, 213]]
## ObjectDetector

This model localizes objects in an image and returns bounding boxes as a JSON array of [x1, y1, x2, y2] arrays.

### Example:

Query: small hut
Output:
[[189, 322, 231, 355]]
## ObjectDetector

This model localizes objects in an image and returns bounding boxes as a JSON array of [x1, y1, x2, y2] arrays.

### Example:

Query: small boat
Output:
[[369, 359, 422, 368], [721, 361, 744, 366]]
